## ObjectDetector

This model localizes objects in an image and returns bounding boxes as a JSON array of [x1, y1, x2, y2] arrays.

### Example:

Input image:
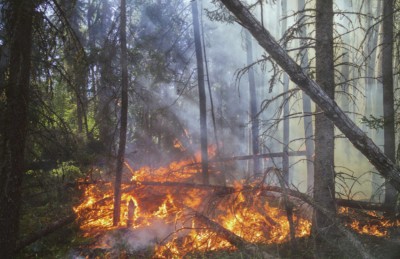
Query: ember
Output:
[[339, 207, 400, 237]]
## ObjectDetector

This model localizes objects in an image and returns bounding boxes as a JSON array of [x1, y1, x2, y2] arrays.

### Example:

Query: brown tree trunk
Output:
[[218, 0, 400, 193], [0, 0, 34, 256], [191, 0, 209, 184], [312, 0, 337, 256], [382, 0, 397, 212], [113, 0, 129, 226]]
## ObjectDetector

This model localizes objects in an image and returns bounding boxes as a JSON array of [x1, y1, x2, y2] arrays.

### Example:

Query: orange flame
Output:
[[74, 149, 313, 257]]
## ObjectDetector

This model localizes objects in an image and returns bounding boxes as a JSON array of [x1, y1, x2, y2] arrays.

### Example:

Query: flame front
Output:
[[339, 207, 399, 237], [75, 152, 398, 257], [74, 150, 314, 257]]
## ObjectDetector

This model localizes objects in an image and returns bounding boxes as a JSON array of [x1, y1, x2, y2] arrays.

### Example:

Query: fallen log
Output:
[[290, 191, 374, 259], [15, 214, 76, 252], [186, 206, 274, 258], [15, 180, 389, 254], [337, 199, 392, 212], [14, 192, 117, 252]]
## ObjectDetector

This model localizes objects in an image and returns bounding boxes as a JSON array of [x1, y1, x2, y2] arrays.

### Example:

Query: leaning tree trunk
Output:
[[113, 0, 129, 226], [192, 0, 209, 185], [218, 0, 400, 193], [0, 0, 34, 257], [382, 0, 397, 212], [312, 0, 337, 256]]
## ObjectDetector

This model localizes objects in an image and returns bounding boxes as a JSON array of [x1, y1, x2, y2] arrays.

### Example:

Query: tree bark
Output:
[[312, 0, 337, 256], [218, 0, 400, 192], [382, 0, 397, 212], [113, 0, 129, 226], [191, 0, 209, 185], [281, 0, 290, 183], [0, 0, 34, 256], [245, 31, 261, 177]]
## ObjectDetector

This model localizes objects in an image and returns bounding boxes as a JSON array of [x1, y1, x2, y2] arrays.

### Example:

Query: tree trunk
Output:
[[218, 0, 400, 193], [312, 0, 337, 256], [113, 0, 129, 226], [245, 30, 261, 177], [0, 0, 34, 256], [191, 0, 209, 185], [382, 0, 397, 212], [97, 20, 117, 163], [297, 0, 314, 190], [281, 0, 290, 183]]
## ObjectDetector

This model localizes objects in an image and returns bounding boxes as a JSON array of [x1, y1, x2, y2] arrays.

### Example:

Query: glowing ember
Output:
[[339, 207, 399, 237]]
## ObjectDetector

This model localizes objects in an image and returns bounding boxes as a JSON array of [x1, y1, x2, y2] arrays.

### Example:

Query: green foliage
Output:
[[360, 114, 384, 130], [18, 161, 85, 258]]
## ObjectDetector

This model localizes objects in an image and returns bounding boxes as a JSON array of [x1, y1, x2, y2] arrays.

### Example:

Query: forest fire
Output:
[[339, 208, 400, 238], [74, 150, 313, 257], [74, 150, 397, 257]]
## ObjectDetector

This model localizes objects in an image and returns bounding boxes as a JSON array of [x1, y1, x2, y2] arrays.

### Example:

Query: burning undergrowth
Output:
[[339, 207, 400, 238], [73, 150, 399, 258], [74, 150, 312, 257]]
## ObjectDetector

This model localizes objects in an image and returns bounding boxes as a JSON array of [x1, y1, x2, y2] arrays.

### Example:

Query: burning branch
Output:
[[128, 179, 374, 258], [186, 207, 274, 258], [129, 180, 393, 212]]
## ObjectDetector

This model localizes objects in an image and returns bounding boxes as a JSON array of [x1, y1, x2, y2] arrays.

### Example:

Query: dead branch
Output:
[[15, 180, 386, 256], [269, 168, 298, 251], [336, 199, 392, 212], [219, 0, 400, 193], [133, 180, 375, 258], [131, 180, 392, 212], [186, 207, 274, 258], [266, 187, 375, 259], [214, 150, 307, 162]]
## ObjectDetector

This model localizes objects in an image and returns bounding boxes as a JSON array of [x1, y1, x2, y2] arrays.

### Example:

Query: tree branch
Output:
[[217, 0, 400, 192]]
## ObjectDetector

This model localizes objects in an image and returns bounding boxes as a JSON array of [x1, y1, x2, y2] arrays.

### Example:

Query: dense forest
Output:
[[1, 0, 400, 258]]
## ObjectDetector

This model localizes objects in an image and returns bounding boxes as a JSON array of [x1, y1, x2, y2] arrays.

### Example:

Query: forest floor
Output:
[[16, 223, 400, 259], [55, 232, 400, 259]]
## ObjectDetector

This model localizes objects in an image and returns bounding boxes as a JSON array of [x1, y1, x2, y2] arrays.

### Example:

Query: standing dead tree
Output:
[[218, 0, 400, 192], [192, 0, 209, 185], [113, 0, 129, 226]]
